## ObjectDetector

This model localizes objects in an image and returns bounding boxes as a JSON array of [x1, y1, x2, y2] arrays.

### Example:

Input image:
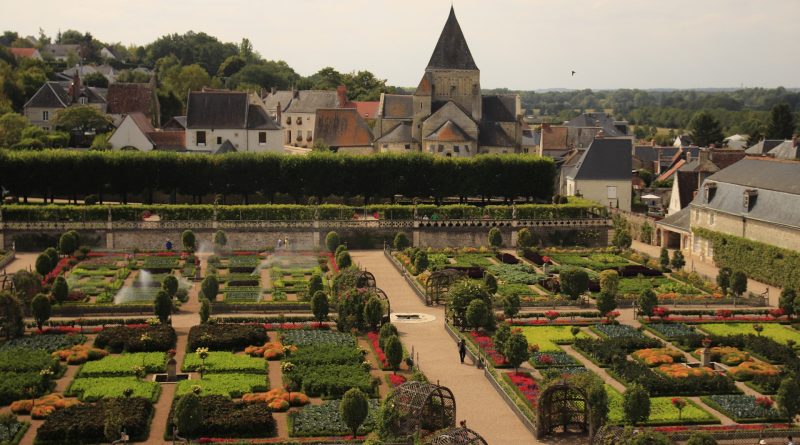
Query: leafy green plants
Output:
[[281, 330, 355, 348], [702, 394, 786, 422], [181, 352, 266, 374], [168, 395, 275, 438], [606, 386, 718, 425], [592, 324, 645, 339], [78, 353, 167, 377], [175, 374, 268, 397], [35, 397, 153, 444], [66, 377, 161, 402], [0, 334, 86, 353], [289, 398, 379, 437], [0, 348, 60, 374], [519, 326, 590, 352], [488, 263, 542, 285], [699, 323, 800, 344], [187, 324, 268, 351], [93, 325, 176, 353], [284, 362, 375, 398], [530, 352, 580, 368], [645, 323, 694, 339]]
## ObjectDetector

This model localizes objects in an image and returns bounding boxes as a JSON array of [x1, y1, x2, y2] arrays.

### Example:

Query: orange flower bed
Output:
[[694, 346, 749, 366], [728, 361, 779, 381], [657, 364, 715, 379], [51, 344, 108, 364], [244, 342, 296, 360], [242, 388, 310, 411], [11, 394, 81, 418], [633, 348, 684, 367]]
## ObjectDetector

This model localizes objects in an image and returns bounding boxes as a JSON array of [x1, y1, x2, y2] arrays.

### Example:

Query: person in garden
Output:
[[165, 239, 172, 251], [787, 436, 794, 445], [458, 338, 467, 364], [284, 237, 289, 249], [277, 238, 283, 250]]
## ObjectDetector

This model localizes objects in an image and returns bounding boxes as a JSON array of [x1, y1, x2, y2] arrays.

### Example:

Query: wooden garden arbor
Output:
[[385, 381, 456, 436], [536, 381, 592, 438], [427, 427, 488, 445], [424, 269, 465, 306]]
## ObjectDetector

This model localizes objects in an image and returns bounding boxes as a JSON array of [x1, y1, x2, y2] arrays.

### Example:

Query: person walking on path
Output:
[[458, 339, 467, 364]]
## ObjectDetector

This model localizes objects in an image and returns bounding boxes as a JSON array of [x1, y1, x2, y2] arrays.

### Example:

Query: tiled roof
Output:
[[426, 6, 478, 70], [382, 94, 414, 119], [353, 101, 379, 119], [415, 72, 432, 96], [147, 131, 185, 150], [675, 171, 698, 209], [426, 120, 472, 142], [655, 159, 686, 183], [106, 83, 154, 117], [128, 112, 154, 133], [313, 108, 374, 148], [9, 48, 38, 58]]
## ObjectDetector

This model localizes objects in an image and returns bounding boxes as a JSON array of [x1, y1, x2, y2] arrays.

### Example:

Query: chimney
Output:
[[276, 102, 282, 126], [292, 88, 299, 99], [596, 130, 605, 139], [793, 134, 798, 148], [337, 85, 347, 108], [69, 72, 81, 104], [699, 149, 710, 163]]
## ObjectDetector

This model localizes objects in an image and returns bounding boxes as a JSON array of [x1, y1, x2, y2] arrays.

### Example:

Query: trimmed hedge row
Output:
[[35, 397, 152, 444], [0, 201, 604, 222], [0, 150, 555, 203], [694, 227, 800, 291]]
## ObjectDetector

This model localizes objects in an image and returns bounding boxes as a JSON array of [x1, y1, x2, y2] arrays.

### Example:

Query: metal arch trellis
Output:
[[385, 381, 456, 437], [536, 381, 592, 439], [373, 287, 391, 323], [424, 269, 466, 306], [427, 427, 488, 445], [357, 270, 377, 289]]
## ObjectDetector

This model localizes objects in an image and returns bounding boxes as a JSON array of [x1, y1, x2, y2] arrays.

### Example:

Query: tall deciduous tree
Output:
[[779, 289, 798, 319], [173, 393, 203, 436], [559, 267, 589, 300], [776, 376, 800, 420], [54, 105, 113, 134], [638, 289, 658, 320], [730, 271, 747, 299], [623, 383, 651, 425], [504, 332, 529, 373], [766, 103, 796, 139], [384, 335, 403, 374], [31, 293, 51, 330], [51, 276, 68, 304], [311, 291, 329, 324], [340, 388, 369, 439], [154, 289, 173, 324], [717, 267, 732, 297], [689, 111, 724, 147]]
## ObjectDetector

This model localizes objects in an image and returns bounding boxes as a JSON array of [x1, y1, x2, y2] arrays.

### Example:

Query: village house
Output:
[[313, 108, 374, 154], [108, 112, 184, 152], [666, 148, 747, 215], [8, 47, 42, 61], [560, 137, 633, 211], [262, 88, 340, 148], [105, 79, 160, 127], [23, 74, 107, 130], [185, 90, 282, 153], [41, 43, 81, 62]]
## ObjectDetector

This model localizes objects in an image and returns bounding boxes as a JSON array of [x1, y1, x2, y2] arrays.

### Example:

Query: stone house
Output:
[[371, 7, 523, 156], [560, 138, 633, 211], [313, 108, 374, 154], [105, 79, 160, 127], [262, 88, 341, 148], [23, 74, 107, 130], [108, 112, 184, 152], [185, 90, 282, 153], [666, 149, 746, 215], [563, 112, 630, 149], [9, 47, 42, 61], [42, 44, 81, 62]]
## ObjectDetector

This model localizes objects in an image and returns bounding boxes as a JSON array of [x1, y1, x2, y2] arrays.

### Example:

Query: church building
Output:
[[373, 7, 523, 156]]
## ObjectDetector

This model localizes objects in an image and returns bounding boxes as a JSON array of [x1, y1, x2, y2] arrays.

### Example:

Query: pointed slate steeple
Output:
[[426, 6, 478, 71]]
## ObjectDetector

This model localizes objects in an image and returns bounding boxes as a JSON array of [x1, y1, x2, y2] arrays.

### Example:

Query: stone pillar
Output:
[[166, 357, 177, 381], [700, 346, 711, 367], [412, 221, 420, 247], [106, 219, 114, 249]]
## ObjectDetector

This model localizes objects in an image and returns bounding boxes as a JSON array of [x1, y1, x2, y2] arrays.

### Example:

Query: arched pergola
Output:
[[385, 381, 456, 436], [373, 287, 391, 323], [427, 427, 488, 445], [536, 381, 592, 439], [424, 269, 465, 306], [357, 270, 377, 289]]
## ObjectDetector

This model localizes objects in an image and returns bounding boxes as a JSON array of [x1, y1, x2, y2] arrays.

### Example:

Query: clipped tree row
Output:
[[0, 150, 555, 204]]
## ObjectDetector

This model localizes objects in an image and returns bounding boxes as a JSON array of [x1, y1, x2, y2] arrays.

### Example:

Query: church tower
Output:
[[423, 6, 481, 121]]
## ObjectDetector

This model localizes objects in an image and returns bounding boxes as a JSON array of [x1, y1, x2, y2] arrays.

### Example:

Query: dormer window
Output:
[[743, 189, 758, 212], [79, 97, 88, 105], [704, 182, 717, 203], [296, 117, 302, 125]]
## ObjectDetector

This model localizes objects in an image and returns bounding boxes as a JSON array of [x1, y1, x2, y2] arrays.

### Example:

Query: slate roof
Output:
[[767, 141, 799, 160], [426, 6, 478, 71], [187, 91, 278, 130], [634, 146, 658, 163], [693, 158, 800, 229], [261, 90, 339, 114], [376, 122, 416, 144], [415, 72, 432, 96], [23, 81, 106, 109], [426, 120, 472, 142], [675, 171, 699, 209], [566, 138, 633, 181], [522, 128, 540, 147], [314, 108, 374, 148], [478, 121, 514, 147], [163, 116, 187, 130], [262, 90, 294, 112], [564, 112, 624, 136], [42, 44, 80, 58], [214, 139, 237, 154], [106, 83, 154, 117], [745, 139, 785, 155], [658, 206, 691, 232], [382, 94, 414, 119], [481, 95, 516, 122]]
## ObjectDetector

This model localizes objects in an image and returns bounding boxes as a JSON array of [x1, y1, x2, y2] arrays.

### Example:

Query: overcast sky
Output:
[[3, 0, 798, 90]]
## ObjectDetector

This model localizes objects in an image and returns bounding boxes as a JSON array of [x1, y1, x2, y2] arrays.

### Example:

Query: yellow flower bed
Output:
[[728, 361, 779, 381], [657, 363, 715, 379], [633, 348, 684, 366]]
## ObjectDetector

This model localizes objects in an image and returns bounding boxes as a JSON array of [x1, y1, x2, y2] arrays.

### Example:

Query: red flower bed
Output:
[[652, 424, 792, 433], [657, 316, 784, 323], [367, 331, 389, 369], [233, 251, 260, 256], [198, 437, 366, 444], [323, 252, 339, 273], [507, 372, 539, 408], [262, 321, 335, 331], [43, 257, 73, 284], [510, 319, 599, 326], [469, 331, 507, 366], [388, 374, 407, 387]]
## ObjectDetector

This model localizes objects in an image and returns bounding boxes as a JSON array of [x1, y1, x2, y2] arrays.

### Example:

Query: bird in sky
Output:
[[571, 70, 576, 76]]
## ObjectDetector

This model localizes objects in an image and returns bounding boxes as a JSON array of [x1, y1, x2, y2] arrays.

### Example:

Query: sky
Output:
[[2, 0, 799, 90]]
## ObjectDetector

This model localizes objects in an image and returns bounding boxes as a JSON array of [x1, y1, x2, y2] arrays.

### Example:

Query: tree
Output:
[[213, 230, 227, 251], [502, 294, 520, 321], [0, 112, 31, 147], [363, 296, 384, 331], [201, 275, 219, 300], [717, 267, 732, 297], [181, 230, 196, 252], [154, 289, 172, 324], [504, 332, 529, 373], [596, 291, 618, 317], [30, 294, 51, 330], [413, 251, 428, 273], [493, 323, 511, 357], [83, 72, 109, 88], [340, 388, 369, 439], [689, 111, 725, 147], [670, 250, 685, 270], [311, 291, 329, 324], [173, 393, 203, 436], [12, 271, 42, 305], [54, 105, 113, 134], [325, 231, 341, 252], [393, 232, 410, 251], [199, 298, 211, 324], [776, 376, 800, 420], [379, 323, 399, 351], [686, 432, 718, 445], [623, 383, 651, 425], [337, 251, 352, 269], [638, 289, 658, 320], [599, 270, 620, 296], [766, 103, 795, 140], [35, 253, 52, 276], [484, 273, 498, 295], [779, 288, 798, 319], [613, 228, 632, 249], [466, 299, 489, 331], [384, 335, 403, 374], [516, 228, 534, 249], [0, 292, 25, 339], [217, 55, 247, 78], [162, 275, 179, 297], [307, 273, 323, 299], [730, 271, 747, 299], [559, 267, 589, 300], [44, 247, 59, 268], [51, 276, 68, 304], [488, 228, 503, 249]]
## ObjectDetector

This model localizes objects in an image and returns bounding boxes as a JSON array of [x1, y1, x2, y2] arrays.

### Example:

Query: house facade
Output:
[[263, 88, 340, 148], [560, 138, 633, 211], [108, 112, 184, 152], [23, 75, 107, 130], [185, 90, 282, 153]]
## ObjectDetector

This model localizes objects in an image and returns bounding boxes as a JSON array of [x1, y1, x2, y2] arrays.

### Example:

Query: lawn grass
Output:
[[518, 326, 590, 352], [606, 386, 719, 425], [698, 324, 800, 344]]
